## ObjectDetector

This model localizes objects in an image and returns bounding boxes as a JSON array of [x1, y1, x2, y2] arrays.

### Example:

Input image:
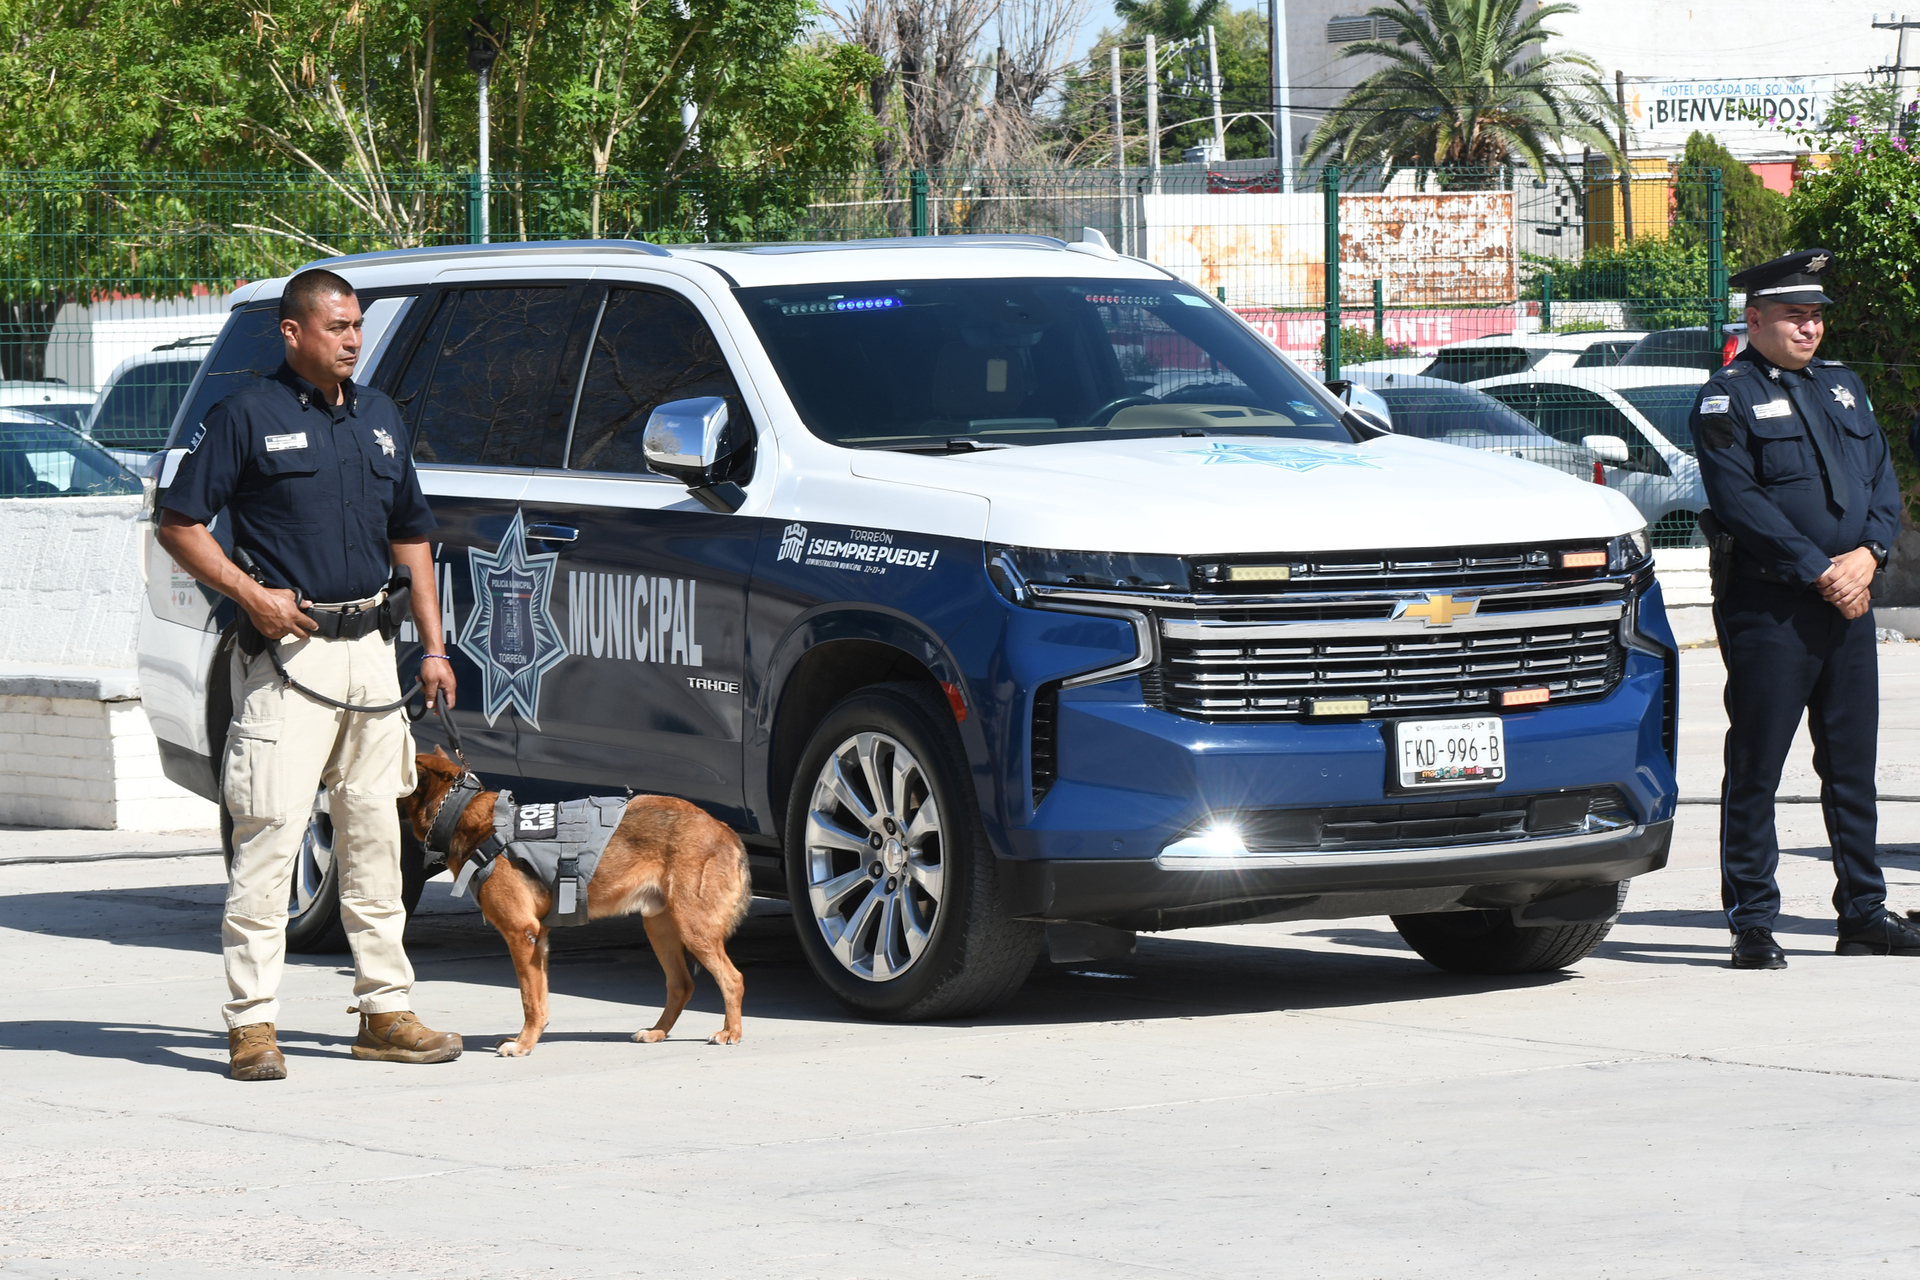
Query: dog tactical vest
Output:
[[450, 792, 625, 927]]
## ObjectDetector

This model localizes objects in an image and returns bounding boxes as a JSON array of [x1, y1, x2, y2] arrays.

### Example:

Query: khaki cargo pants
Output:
[[221, 627, 418, 1030]]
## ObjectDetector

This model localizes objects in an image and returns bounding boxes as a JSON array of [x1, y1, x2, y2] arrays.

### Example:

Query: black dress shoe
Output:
[[1837, 912, 1920, 956], [1731, 927, 1788, 969]]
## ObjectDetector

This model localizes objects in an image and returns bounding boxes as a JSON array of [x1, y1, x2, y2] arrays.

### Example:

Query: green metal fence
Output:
[[2, 164, 1729, 542]]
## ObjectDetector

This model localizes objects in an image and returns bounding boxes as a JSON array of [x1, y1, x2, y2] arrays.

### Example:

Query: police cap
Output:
[[1730, 247, 1835, 306]]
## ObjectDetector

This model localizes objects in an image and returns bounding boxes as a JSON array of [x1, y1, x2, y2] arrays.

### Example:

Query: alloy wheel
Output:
[[803, 731, 946, 981]]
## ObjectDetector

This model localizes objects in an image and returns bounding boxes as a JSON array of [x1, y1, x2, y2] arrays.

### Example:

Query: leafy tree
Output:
[[1522, 238, 1708, 331], [1822, 79, 1917, 137], [1670, 132, 1789, 273], [1787, 126, 1920, 517], [1054, 5, 1277, 167], [1301, 0, 1624, 185]]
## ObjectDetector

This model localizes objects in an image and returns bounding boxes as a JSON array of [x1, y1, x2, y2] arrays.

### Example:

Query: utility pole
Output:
[[1111, 46, 1126, 172], [1874, 14, 1920, 130], [1145, 34, 1161, 185], [1207, 25, 1226, 160], [466, 7, 507, 245], [1270, 0, 1294, 190], [1614, 70, 1634, 244]]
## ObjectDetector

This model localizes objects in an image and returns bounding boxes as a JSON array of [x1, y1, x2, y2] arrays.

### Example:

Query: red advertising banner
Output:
[[1232, 308, 1519, 370]]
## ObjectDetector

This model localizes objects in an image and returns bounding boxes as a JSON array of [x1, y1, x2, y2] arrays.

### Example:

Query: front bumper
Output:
[[1001, 819, 1672, 931]]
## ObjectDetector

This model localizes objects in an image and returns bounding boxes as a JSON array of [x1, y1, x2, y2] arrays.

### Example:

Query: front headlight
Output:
[[1609, 527, 1652, 573], [987, 545, 1186, 603]]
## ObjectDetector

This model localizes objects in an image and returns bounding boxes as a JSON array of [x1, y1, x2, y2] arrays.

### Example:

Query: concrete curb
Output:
[[0, 846, 220, 867]]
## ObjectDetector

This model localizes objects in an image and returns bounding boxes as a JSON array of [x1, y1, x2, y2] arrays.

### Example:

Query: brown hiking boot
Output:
[[351, 1009, 463, 1063], [229, 1023, 288, 1081]]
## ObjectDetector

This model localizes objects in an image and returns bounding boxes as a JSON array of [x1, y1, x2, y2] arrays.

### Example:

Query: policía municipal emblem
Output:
[[458, 508, 569, 728], [1831, 384, 1856, 411], [372, 427, 397, 457]]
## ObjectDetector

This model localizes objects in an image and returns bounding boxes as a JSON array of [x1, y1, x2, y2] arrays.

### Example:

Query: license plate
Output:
[[1396, 717, 1506, 788]]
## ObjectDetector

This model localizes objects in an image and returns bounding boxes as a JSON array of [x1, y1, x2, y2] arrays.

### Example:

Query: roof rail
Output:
[[290, 238, 672, 278], [694, 233, 1070, 255]]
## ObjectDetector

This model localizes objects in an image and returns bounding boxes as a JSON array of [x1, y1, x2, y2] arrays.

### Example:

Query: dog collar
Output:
[[425, 773, 485, 858]]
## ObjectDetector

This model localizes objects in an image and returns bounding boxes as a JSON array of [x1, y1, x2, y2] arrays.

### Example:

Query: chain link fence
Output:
[[2, 164, 1729, 541]]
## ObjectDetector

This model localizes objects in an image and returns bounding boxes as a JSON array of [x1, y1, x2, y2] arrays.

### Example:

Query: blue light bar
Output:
[[779, 296, 904, 316]]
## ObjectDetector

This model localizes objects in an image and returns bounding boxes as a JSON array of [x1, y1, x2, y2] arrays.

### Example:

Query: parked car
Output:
[[1417, 330, 1649, 383], [1470, 367, 1709, 547], [0, 410, 142, 499], [85, 336, 217, 469], [1617, 325, 1751, 371], [0, 380, 97, 434], [1345, 371, 1609, 484], [139, 235, 1677, 1010]]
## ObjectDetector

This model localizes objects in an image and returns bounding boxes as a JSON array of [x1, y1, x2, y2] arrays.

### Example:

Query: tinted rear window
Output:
[[401, 287, 580, 468], [166, 308, 287, 449], [1419, 348, 1533, 382], [1617, 384, 1699, 453], [1620, 331, 1719, 369]]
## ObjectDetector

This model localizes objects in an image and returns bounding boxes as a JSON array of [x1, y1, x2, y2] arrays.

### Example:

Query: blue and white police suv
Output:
[[137, 234, 1679, 1019]]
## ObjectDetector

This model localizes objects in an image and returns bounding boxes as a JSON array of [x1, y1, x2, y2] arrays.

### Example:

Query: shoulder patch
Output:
[[1699, 394, 1731, 415]]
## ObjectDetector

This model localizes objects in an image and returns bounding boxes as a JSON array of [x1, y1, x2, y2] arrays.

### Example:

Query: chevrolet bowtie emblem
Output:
[[1393, 593, 1480, 626]]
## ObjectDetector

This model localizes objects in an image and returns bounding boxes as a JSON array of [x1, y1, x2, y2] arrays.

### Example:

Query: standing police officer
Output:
[[158, 268, 463, 1079], [1693, 248, 1920, 969]]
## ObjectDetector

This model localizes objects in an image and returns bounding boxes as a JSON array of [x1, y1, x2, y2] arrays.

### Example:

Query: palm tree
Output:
[[1113, 0, 1223, 42], [1302, 0, 1624, 185]]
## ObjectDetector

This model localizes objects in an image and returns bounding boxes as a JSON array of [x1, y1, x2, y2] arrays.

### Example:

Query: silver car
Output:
[[1345, 371, 1609, 484], [1470, 367, 1708, 548]]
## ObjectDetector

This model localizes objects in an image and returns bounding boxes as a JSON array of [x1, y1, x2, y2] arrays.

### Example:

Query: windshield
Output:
[[1372, 385, 1547, 441], [1617, 384, 1698, 453], [0, 420, 140, 498], [737, 277, 1350, 450]]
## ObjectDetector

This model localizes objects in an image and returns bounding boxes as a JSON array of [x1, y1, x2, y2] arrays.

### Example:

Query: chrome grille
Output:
[[1158, 606, 1627, 721]]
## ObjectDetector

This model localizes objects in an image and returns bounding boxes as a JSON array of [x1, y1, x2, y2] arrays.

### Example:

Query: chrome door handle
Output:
[[525, 524, 579, 543]]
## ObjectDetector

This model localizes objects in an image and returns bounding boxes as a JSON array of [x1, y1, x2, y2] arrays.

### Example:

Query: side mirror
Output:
[[1583, 434, 1630, 465], [642, 396, 746, 513]]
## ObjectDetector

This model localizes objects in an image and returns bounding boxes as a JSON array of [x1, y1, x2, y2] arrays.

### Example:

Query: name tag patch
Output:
[[1699, 395, 1730, 414], [1752, 400, 1793, 420], [264, 432, 308, 451]]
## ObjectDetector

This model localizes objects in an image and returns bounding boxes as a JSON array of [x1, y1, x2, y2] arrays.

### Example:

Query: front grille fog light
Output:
[[1159, 822, 1249, 861]]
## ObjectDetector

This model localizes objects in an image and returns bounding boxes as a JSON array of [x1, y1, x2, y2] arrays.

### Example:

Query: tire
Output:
[[783, 681, 1043, 1020], [1392, 882, 1628, 975], [219, 787, 427, 955]]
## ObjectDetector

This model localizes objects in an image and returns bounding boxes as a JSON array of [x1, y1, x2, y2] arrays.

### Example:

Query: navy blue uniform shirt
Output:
[[1692, 346, 1898, 588], [163, 363, 435, 603]]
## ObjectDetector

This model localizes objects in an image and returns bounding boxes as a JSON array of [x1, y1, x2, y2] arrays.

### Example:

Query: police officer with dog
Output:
[[157, 268, 464, 1079], [1693, 248, 1920, 969]]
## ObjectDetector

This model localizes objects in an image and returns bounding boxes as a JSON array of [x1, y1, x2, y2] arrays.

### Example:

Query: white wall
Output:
[[0, 496, 217, 830], [0, 495, 147, 667]]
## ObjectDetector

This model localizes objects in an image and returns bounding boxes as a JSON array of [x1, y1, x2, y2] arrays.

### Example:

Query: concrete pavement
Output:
[[4, 647, 1920, 1278]]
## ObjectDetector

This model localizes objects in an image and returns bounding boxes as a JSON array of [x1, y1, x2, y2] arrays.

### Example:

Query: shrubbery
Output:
[[1522, 238, 1710, 331], [1788, 127, 1920, 513]]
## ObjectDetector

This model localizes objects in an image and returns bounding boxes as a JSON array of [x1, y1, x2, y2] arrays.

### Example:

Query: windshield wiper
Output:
[[877, 438, 1021, 455]]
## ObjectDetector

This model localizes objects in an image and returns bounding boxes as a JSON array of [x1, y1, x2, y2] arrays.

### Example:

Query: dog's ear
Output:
[[432, 744, 450, 760]]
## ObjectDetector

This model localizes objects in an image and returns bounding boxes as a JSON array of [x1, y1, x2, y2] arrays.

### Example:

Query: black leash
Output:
[[232, 546, 429, 718]]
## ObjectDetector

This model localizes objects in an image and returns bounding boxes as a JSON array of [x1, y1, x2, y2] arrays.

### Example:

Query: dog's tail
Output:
[[721, 831, 752, 937]]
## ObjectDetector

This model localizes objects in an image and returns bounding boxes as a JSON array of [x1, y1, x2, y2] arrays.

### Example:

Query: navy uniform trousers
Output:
[[1714, 577, 1883, 932]]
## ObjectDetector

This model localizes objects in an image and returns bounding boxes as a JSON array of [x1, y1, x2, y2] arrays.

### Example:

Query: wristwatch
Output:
[[1863, 541, 1891, 570]]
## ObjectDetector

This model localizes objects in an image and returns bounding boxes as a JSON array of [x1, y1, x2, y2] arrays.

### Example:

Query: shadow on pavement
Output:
[[14, 869, 1882, 1053]]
